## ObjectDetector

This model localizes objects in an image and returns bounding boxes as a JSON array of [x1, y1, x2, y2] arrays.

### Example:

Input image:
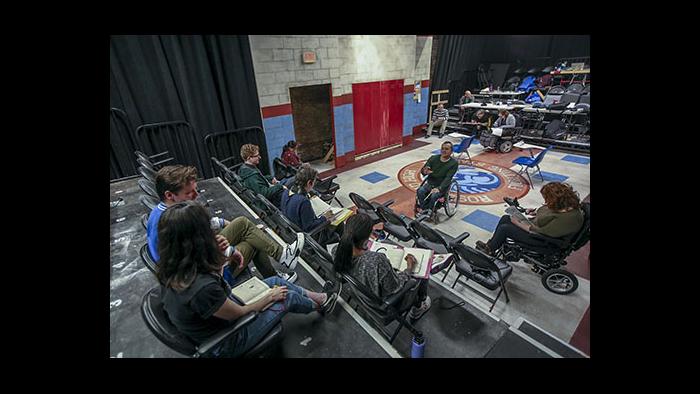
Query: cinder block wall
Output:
[[249, 35, 433, 170]]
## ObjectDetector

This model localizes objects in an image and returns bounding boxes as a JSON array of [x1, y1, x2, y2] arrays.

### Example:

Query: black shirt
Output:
[[162, 272, 232, 344]]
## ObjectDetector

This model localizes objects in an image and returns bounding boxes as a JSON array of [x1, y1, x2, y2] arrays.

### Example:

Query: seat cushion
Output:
[[512, 156, 535, 166], [454, 258, 512, 290]]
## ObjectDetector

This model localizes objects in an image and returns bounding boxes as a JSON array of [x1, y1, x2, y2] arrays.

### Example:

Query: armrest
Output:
[[196, 311, 258, 356], [449, 231, 470, 247], [381, 199, 395, 207], [308, 220, 331, 237], [415, 213, 430, 222], [529, 232, 569, 248]]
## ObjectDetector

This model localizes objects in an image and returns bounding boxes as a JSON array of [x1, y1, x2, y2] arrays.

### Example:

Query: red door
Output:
[[352, 79, 404, 155]]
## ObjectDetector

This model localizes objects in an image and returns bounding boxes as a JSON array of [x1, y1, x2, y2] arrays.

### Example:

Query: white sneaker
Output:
[[279, 233, 305, 270], [409, 296, 432, 320], [277, 270, 298, 284]]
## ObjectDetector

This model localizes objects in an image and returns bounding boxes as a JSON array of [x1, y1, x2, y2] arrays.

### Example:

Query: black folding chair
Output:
[[141, 286, 283, 358], [451, 244, 513, 312]]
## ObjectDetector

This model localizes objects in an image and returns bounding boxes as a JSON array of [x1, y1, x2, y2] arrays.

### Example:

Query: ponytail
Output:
[[333, 213, 374, 273]]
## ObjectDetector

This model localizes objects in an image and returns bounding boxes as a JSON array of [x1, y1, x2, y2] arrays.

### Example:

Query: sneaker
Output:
[[475, 240, 492, 256], [323, 280, 342, 295], [277, 270, 297, 284], [319, 292, 339, 316], [279, 233, 305, 270], [409, 296, 432, 320]]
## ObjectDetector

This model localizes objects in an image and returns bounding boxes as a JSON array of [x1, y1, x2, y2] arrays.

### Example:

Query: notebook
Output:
[[309, 196, 354, 226], [367, 240, 446, 279], [506, 206, 534, 227], [230, 276, 273, 309]]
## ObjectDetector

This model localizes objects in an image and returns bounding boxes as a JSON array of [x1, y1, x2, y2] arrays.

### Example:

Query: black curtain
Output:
[[432, 35, 590, 105], [109, 35, 264, 180]]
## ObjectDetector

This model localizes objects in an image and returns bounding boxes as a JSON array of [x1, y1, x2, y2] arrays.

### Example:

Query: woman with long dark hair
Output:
[[475, 182, 584, 255], [280, 166, 344, 247], [157, 200, 339, 357], [333, 213, 431, 320]]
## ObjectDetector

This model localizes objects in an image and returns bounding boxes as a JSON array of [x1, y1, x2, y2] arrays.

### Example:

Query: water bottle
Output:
[[411, 334, 425, 358]]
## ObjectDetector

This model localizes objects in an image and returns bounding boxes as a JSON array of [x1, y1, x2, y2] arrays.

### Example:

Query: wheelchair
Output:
[[478, 113, 525, 153], [413, 176, 460, 224], [496, 197, 590, 295]]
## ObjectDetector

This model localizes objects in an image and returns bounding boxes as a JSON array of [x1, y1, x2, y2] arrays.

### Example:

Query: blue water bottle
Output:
[[411, 334, 425, 358]]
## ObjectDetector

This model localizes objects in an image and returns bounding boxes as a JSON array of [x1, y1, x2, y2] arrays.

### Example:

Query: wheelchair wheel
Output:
[[444, 180, 460, 217], [498, 140, 513, 153], [541, 268, 578, 295]]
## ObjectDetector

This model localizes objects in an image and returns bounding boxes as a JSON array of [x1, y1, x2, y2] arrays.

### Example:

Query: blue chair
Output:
[[512, 145, 552, 186], [452, 135, 476, 164]]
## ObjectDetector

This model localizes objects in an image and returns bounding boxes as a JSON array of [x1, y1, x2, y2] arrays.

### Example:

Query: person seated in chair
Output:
[[147, 165, 302, 284], [458, 90, 474, 122], [467, 109, 491, 138], [493, 109, 516, 131], [157, 200, 339, 358], [333, 213, 431, 320], [426, 103, 449, 138], [475, 182, 584, 256], [280, 166, 345, 247], [281, 140, 302, 169], [416, 141, 458, 217], [238, 144, 285, 208]]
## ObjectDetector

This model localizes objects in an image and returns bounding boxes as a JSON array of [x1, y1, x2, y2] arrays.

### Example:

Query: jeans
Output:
[[212, 276, 316, 358], [416, 182, 441, 211]]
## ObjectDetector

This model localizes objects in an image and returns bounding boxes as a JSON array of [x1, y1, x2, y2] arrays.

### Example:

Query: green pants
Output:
[[219, 217, 282, 278]]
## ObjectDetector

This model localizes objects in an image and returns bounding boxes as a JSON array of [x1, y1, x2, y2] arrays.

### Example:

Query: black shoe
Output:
[[475, 241, 493, 256]]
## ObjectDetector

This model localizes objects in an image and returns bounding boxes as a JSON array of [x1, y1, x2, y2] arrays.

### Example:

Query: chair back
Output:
[[454, 136, 475, 153], [138, 165, 156, 183], [578, 94, 590, 105], [140, 243, 158, 276], [570, 202, 591, 251], [581, 85, 590, 94], [349, 192, 377, 212], [139, 194, 159, 211], [531, 146, 552, 167], [455, 244, 498, 270], [342, 273, 419, 319], [566, 83, 584, 93], [273, 157, 297, 180], [548, 85, 566, 95], [141, 286, 198, 356], [410, 220, 449, 249], [138, 178, 158, 199]]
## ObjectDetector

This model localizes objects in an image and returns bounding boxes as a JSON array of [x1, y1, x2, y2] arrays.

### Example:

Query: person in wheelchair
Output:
[[475, 182, 584, 256], [333, 213, 431, 320], [157, 200, 339, 358], [416, 141, 458, 218], [280, 166, 345, 248]]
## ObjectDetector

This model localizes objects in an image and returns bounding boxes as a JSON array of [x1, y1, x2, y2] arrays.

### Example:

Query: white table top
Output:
[[461, 102, 530, 110], [514, 141, 546, 150], [476, 90, 525, 96]]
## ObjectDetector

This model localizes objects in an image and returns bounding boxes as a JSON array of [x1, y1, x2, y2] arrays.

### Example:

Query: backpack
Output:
[[517, 76, 537, 92]]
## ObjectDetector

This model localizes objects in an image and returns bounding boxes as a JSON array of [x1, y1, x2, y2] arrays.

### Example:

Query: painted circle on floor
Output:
[[398, 160, 530, 205]]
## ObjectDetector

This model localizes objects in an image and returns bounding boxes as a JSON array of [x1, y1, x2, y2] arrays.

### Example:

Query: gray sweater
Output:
[[350, 251, 411, 299], [494, 114, 516, 128]]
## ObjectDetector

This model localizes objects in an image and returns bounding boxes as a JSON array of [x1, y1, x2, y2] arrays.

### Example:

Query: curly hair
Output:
[[155, 165, 198, 202], [540, 182, 580, 211], [240, 144, 259, 161], [156, 201, 224, 291]]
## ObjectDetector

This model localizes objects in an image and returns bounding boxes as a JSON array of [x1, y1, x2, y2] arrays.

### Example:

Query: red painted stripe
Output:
[[569, 306, 590, 356], [421, 80, 430, 88], [261, 103, 292, 118], [412, 124, 427, 135], [403, 85, 416, 94], [332, 93, 353, 106]]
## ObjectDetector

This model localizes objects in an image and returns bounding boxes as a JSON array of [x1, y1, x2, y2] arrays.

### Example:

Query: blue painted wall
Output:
[[262, 114, 295, 172], [333, 104, 355, 156], [403, 87, 430, 136]]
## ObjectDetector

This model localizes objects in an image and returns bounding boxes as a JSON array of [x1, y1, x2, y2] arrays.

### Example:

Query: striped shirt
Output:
[[432, 107, 449, 122]]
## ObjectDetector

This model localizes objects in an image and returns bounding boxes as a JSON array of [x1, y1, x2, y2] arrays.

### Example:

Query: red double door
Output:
[[351, 79, 404, 155]]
